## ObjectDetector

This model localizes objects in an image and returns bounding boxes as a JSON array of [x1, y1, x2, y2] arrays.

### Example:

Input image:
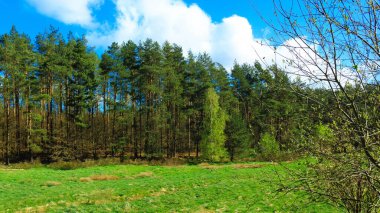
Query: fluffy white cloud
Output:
[[26, 0, 287, 71], [26, 0, 103, 28], [28, 0, 355, 85], [274, 37, 358, 87], [88, 0, 212, 53], [87, 0, 277, 70]]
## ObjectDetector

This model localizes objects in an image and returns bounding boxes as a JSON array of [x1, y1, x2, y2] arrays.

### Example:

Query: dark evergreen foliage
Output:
[[0, 26, 342, 163]]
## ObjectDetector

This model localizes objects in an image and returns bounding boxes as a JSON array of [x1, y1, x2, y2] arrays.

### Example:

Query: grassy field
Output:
[[0, 161, 342, 212]]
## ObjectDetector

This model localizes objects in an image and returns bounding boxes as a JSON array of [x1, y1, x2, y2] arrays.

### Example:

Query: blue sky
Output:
[[1, 0, 367, 87], [0, 0, 286, 69], [0, 0, 274, 37]]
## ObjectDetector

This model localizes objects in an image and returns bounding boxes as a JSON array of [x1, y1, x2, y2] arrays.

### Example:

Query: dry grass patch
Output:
[[89, 174, 120, 181], [232, 164, 265, 169], [43, 181, 62, 187], [134, 171, 154, 178], [80, 174, 120, 181], [151, 188, 168, 197], [0, 168, 25, 171], [195, 207, 215, 213], [18, 205, 47, 213], [198, 163, 225, 170], [128, 188, 170, 201], [128, 194, 145, 201], [79, 177, 93, 182]]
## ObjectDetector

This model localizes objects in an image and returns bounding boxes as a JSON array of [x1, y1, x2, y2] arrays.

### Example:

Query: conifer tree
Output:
[[0, 26, 35, 162], [162, 42, 185, 157], [139, 39, 163, 156], [120, 40, 140, 158]]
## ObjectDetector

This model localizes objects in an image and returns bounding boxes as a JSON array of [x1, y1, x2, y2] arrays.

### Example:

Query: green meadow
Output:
[[0, 161, 342, 212]]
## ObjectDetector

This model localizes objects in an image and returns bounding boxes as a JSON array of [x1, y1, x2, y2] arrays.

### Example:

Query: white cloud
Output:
[[87, 0, 276, 70], [211, 15, 258, 70], [27, 0, 357, 86], [26, 0, 287, 71], [88, 0, 212, 54], [26, 0, 103, 28], [273, 37, 358, 87]]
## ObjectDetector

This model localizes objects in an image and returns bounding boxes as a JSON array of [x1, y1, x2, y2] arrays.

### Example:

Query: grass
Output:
[[0, 161, 343, 212]]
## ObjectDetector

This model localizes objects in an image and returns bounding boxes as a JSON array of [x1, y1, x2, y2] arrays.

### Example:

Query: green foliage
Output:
[[30, 143, 43, 154], [75, 121, 88, 128], [31, 113, 43, 123], [31, 129, 47, 140], [225, 113, 253, 161], [201, 88, 228, 162], [309, 123, 339, 154], [269, 0, 380, 211], [259, 132, 280, 159], [0, 25, 315, 164], [314, 124, 335, 148], [315, 124, 334, 141]]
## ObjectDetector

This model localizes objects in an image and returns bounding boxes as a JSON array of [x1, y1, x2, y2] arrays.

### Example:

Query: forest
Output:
[[0, 25, 336, 164], [2, 0, 380, 211]]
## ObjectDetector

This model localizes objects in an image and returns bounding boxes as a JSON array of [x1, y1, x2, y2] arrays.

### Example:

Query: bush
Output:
[[48, 161, 83, 170], [30, 143, 43, 154], [259, 132, 280, 160], [313, 124, 335, 153]]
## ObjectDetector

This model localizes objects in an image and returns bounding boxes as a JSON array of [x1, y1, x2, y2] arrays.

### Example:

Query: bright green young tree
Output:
[[201, 88, 228, 162], [259, 132, 279, 159]]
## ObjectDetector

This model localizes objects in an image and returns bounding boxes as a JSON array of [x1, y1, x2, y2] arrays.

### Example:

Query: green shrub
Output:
[[313, 124, 336, 153], [48, 161, 84, 170], [259, 132, 280, 160], [30, 143, 43, 154]]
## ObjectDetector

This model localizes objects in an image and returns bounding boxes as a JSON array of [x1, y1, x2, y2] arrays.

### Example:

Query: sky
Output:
[[0, 0, 290, 70]]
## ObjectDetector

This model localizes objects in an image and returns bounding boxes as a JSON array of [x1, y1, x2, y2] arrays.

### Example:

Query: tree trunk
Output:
[[188, 116, 191, 157], [25, 85, 32, 162], [132, 97, 137, 158], [48, 77, 54, 148], [139, 105, 142, 158], [4, 75, 10, 165], [102, 79, 108, 157], [111, 86, 117, 157], [14, 86, 21, 157]]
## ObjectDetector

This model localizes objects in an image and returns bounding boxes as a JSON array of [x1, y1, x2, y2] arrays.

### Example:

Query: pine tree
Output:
[[35, 27, 66, 159], [226, 112, 252, 161], [120, 40, 140, 159], [182, 52, 199, 157], [66, 36, 98, 159], [139, 39, 163, 157], [0, 26, 35, 162], [0, 25, 323, 164], [162, 42, 185, 157]]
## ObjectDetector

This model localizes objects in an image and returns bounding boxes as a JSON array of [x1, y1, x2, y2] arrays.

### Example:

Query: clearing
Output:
[[0, 161, 342, 212]]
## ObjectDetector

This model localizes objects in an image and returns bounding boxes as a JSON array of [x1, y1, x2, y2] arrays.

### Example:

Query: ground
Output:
[[0, 161, 342, 212]]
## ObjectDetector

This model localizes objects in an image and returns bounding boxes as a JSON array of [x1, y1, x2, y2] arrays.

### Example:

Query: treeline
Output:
[[0, 26, 331, 164]]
